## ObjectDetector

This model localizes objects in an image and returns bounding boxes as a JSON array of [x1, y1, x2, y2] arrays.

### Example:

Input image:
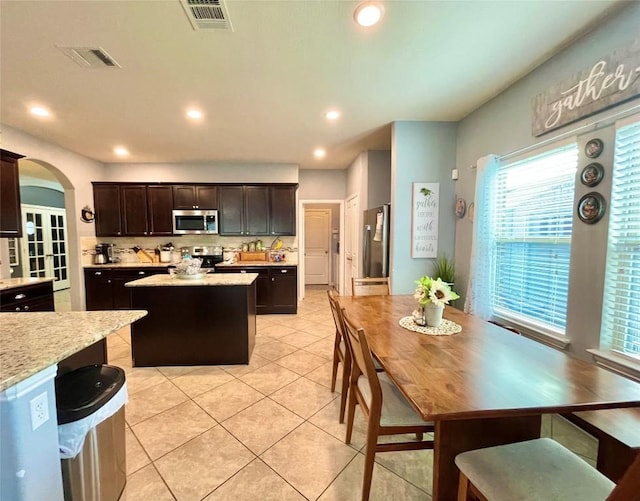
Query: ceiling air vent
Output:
[[57, 46, 122, 68], [180, 0, 233, 31]]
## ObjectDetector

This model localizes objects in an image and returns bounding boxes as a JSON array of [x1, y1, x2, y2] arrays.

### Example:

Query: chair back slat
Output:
[[352, 277, 390, 296], [327, 290, 343, 341], [341, 308, 382, 405]]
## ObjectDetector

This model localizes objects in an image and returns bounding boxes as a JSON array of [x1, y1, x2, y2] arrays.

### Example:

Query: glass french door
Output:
[[20, 204, 69, 291]]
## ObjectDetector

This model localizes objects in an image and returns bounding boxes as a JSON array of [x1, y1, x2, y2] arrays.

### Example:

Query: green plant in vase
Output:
[[433, 254, 456, 286]]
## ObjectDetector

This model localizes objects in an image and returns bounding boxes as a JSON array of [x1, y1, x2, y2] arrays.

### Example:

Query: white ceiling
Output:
[[0, 0, 625, 170]]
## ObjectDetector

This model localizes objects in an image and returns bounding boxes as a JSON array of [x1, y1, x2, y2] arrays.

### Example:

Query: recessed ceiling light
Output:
[[113, 146, 129, 157], [314, 148, 326, 159], [186, 108, 203, 120], [30, 106, 51, 117], [324, 110, 341, 121], [353, 1, 384, 27]]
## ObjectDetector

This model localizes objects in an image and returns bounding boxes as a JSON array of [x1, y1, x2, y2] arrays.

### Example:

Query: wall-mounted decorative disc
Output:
[[455, 198, 466, 218], [580, 162, 604, 187], [584, 138, 604, 159], [577, 192, 606, 224]]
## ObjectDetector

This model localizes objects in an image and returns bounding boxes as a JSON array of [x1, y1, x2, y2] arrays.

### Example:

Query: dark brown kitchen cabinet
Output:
[[269, 185, 296, 236], [93, 183, 173, 236], [216, 265, 297, 314], [94, 184, 123, 236], [173, 185, 218, 209], [147, 185, 174, 235], [121, 185, 149, 235], [245, 186, 270, 235], [0, 149, 25, 238], [84, 267, 167, 310], [218, 186, 245, 235], [270, 266, 298, 313], [219, 185, 294, 237], [0, 281, 54, 312]]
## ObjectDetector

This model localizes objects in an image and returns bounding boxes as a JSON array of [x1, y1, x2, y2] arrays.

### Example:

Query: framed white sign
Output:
[[411, 182, 439, 258]]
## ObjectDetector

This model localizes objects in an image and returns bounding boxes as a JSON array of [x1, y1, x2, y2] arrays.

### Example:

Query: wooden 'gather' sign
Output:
[[532, 40, 640, 137]]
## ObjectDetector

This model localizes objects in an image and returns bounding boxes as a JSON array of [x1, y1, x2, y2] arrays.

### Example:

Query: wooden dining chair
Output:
[[341, 307, 434, 501], [327, 289, 351, 423], [455, 437, 640, 501], [351, 277, 390, 296]]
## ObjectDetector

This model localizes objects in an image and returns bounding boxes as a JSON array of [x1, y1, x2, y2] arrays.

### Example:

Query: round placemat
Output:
[[399, 316, 462, 336]]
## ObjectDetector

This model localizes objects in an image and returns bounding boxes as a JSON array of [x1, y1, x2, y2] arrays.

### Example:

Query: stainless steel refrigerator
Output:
[[362, 204, 390, 277]]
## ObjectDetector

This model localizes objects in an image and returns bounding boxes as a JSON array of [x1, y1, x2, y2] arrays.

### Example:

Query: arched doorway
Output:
[[15, 159, 78, 311]]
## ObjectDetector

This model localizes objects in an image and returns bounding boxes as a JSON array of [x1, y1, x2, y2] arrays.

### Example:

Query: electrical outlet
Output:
[[30, 392, 49, 431]]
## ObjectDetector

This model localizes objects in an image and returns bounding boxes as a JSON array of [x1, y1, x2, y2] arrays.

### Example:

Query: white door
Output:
[[344, 195, 359, 295], [20, 204, 70, 291], [305, 209, 330, 284]]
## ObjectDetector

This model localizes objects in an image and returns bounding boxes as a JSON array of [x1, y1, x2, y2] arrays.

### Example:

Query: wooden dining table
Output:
[[338, 294, 640, 500]]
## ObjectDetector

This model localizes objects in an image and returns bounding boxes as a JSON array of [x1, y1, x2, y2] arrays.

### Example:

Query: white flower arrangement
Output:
[[176, 257, 203, 275], [414, 276, 459, 307]]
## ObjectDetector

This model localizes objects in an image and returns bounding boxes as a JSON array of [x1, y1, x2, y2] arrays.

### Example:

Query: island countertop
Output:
[[125, 273, 258, 287], [0, 310, 147, 392]]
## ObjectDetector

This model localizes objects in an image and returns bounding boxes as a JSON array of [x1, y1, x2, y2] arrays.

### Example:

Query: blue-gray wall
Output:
[[454, 2, 640, 360], [391, 121, 458, 295], [20, 186, 64, 208]]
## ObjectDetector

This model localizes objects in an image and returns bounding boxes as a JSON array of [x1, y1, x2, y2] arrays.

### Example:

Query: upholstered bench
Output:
[[561, 408, 640, 482]]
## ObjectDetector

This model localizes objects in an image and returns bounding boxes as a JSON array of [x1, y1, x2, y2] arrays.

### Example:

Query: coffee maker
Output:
[[94, 243, 113, 264]]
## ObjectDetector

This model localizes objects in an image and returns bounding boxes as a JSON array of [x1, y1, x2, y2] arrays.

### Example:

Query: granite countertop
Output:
[[0, 310, 147, 392], [216, 261, 297, 268], [84, 262, 173, 268], [0, 277, 55, 292], [125, 273, 258, 287]]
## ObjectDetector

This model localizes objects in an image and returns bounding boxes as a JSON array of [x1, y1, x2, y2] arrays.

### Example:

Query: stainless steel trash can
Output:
[[55, 365, 126, 501]]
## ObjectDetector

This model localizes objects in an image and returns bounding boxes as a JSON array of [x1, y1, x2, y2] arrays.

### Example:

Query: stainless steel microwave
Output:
[[172, 209, 218, 234]]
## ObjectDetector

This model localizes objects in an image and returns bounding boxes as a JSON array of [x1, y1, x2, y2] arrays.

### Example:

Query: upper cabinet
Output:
[[269, 185, 296, 236], [93, 182, 296, 237], [173, 185, 217, 209], [0, 149, 25, 238], [94, 184, 122, 236], [93, 183, 173, 237], [219, 184, 296, 236]]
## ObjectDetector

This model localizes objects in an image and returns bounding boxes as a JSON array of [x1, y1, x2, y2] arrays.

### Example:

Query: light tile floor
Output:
[[107, 285, 596, 501]]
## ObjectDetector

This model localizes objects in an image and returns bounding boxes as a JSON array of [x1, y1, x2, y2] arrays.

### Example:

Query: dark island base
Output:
[[130, 283, 256, 367]]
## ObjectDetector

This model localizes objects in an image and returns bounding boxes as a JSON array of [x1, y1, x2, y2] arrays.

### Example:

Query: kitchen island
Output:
[[0, 310, 147, 501], [126, 273, 258, 366]]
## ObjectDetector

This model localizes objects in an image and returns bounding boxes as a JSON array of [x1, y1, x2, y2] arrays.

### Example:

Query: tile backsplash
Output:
[[81, 235, 298, 266]]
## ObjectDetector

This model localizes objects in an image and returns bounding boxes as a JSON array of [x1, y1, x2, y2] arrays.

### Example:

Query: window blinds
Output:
[[601, 120, 640, 359], [491, 145, 578, 333]]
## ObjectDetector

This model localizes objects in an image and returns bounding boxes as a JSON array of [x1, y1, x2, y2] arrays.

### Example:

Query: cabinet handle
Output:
[[272, 277, 275, 281], [24, 305, 29, 311], [117, 232, 122, 235], [108, 279, 112, 284], [240, 270, 246, 273], [281, 270, 288, 273], [138, 271, 145, 275], [15, 307, 21, 311], [95, 271, 102, 276], [14, 293, 26, 300]]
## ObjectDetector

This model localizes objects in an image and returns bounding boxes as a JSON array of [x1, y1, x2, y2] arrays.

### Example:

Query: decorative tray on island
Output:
[[176, 272, 206, 280]]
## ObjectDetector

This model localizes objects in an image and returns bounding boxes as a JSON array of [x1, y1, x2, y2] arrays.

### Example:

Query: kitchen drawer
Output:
[[0, 282, 54, 312]]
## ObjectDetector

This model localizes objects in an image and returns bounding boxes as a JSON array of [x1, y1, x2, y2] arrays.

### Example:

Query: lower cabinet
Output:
[[84, 267, 168, 310], [0, 281, 55, 312], [216, 266, 297, 314]]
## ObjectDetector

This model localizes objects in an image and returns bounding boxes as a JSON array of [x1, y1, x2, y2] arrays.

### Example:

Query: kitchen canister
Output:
[[160, 250, 171, 263]]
